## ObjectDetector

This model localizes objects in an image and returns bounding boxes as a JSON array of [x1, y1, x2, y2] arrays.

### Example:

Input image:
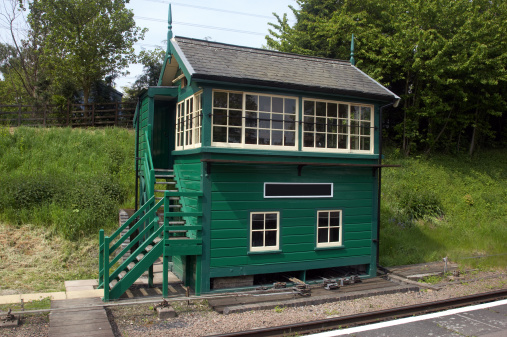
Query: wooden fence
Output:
[[0, 101, 137, 128]]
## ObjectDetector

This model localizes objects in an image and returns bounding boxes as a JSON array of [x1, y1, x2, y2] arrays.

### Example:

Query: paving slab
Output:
[[0, 294, 21, 305], [65, 279, 98, 292], [66, 289, 103, 299], [49, 297, 114, 337], [21, 292, 67, 301]]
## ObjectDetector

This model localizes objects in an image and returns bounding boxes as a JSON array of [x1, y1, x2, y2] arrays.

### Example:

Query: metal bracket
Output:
[[298, 164, 306, 176]]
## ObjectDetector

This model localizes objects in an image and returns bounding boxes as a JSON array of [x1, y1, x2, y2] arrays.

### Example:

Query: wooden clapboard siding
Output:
[[208, 163, 375, 271]]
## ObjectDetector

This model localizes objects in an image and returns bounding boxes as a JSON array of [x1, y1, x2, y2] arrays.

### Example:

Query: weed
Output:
[[274, 305, 285, 313]]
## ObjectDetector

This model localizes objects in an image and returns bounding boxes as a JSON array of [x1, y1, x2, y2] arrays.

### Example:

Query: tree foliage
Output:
[[267, 0, 507, 155], [122, 47, 164, 100]]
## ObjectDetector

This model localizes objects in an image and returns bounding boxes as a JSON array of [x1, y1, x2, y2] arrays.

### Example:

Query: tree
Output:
[[27, 0, 146, 105], [122, 48, 164, 100], [267, 0, 507, 155]]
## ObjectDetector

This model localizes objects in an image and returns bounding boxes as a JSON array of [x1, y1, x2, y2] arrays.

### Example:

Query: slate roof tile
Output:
[[172, 36, 399, 102]]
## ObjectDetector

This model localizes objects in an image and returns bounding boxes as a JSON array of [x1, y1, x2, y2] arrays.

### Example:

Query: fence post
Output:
[[115, 101, 119, 126], [18, 104, 21, 126], [43, 104, 47, 127], [91, 103, 95, 127], [66, 101, 70, 126]]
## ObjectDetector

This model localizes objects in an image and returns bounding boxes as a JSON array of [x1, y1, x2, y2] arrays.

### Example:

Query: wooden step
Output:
[[127, 262, 136, 271], [154, 169, 174, 172], [118, 270, 127, 280], [136, 253, 144, 261], [155, 174, 175, 179], [109, 279, 118, 289], [155, 181, 176, 185]]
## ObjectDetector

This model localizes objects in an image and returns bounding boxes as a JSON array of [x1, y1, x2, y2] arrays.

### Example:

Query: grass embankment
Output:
[[380, 148, 507, 268], [0, 127, 135, 293]]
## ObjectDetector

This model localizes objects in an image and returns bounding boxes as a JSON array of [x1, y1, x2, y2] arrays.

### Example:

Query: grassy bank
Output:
[[380, 148, 507, 268], [0, 126, 135, 240]]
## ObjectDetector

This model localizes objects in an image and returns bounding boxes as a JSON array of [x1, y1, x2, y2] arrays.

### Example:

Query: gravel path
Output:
[[110, 270, 507, 337]]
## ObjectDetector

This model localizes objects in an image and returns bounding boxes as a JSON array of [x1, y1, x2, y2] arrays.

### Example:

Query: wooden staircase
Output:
[[98, 167, 203, 301]]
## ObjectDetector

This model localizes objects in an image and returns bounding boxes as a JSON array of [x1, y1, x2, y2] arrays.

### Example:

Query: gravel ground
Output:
[[0, 313, 49, 337], [110, 270, 507, 337], [3, 269, 505, 336]]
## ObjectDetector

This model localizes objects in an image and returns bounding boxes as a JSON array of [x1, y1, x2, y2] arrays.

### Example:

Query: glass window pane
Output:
[[318, 228, 328, 243], [265, 231, 277, 247], [272, 97, 283, 113], [284, 132, 295, 146], [351, 121, 360, 135], [361, 106, 371, 121], [339, 104, 348, 118], [361, 122, 371, 136], [285, 121, 295, 131], [214, 92, 227, 108], [330, 212, 340, 226], [272, 113, 283, 129], [318, 213, 328, 227], [229, 127, 241, 143], [361, 136, 371, 150], [351, 105, 360, 120], [350, 136, 360, 150], [259, 113, 271, 128], [259, 129, 270, 145], [252, 219, 264, 230], [259, 96, 271, 112], [252, 231, 263, 247], [245, 128, 257, 144], [272, 130, 283, 146], [338, 134, 348, 149], [328, 103, 337, 117], [246, 111, 257, 127], [304, 101, 314, 116], [316, 102, 326, 116], [316, 133, 325, 148], [252, 214, 264, 221], [316, 117, 326, 132], [338, 120, 348, 134], [304, 116, 314, 131], [229, 93, 242, 109], [304, 133, 314, 147], [246, 95, 258, 110], [327, 134, 337, 148], [330, 228, 340, 242], [265, 216, 277, 229], [285, 98, 296, 114], [284, 114, 295, 122], [213, 126, 227, 142], [229, 110, 242, 126], [213, 109, 227, 125], [327, 118, 337, 133]]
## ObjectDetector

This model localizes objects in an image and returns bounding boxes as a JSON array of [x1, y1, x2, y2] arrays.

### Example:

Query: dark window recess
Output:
[[264, 183, 333, 198]]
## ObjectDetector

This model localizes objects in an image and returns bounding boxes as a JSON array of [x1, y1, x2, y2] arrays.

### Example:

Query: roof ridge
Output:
[[174, 36, 351, 66]]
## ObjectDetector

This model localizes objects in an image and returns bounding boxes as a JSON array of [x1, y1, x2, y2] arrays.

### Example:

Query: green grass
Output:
[[0, 126, 136, 240], [380, 148, 507, 268], [0, 296, 51, 312]]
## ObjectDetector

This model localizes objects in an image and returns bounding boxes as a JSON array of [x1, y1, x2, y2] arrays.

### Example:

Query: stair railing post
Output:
[[103, 236, 110, 302], [163, 192, 169, 297], [99, 229, 104, 288]]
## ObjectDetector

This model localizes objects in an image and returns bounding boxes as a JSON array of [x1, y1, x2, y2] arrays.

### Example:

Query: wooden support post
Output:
[[17, 104, 21, 126], [195, 256, 202, 296], [148, 265, 154, 288], [43, 105, 47, 127], [103, 236, 110, 302], [115, 102, 119, 126], [91, 103, 95, 126], [163, 193, 169, 297]]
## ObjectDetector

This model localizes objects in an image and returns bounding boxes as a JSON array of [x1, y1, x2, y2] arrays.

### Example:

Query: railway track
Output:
[[207, 288, 507, 337]]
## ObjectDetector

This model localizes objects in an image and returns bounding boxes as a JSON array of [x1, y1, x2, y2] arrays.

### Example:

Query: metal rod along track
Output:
[[206, 289, 507, 337]]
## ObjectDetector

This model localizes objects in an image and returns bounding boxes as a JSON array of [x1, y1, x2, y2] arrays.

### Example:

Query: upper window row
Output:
[[176, 90, 374, 153]]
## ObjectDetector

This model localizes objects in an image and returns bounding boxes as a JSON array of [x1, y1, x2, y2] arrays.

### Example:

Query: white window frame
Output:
[[211, 90, 298, 150], [316, 210, 343, 248], [175, 91, 202, 150], [302, 98, 374, 154], [250, 211, 280, 252]]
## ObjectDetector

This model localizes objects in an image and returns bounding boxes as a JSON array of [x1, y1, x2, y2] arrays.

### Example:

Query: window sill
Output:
[[247, 249, 282, 255], [314, 245, 345, 251]]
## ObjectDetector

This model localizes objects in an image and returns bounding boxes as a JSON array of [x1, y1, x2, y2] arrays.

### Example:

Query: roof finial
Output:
[[350, 34, 355, 66], [167, 3, 173, 40]]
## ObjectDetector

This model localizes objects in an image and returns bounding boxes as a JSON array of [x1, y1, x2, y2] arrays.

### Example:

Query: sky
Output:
[[122, 0, 297, 91], [0, 0, 297, 92]]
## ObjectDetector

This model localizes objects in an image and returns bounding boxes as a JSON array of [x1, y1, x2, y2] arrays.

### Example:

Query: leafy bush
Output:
[[396, 189, 444, 221]]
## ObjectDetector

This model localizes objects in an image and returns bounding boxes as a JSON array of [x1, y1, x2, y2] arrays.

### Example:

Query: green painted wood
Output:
[[165, 245, 202, 256], [209, 255, 372, 278], [201, 87, 212, 147]]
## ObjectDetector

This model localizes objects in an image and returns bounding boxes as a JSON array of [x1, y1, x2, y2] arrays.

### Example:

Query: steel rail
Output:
[[206, 289, 507, 337]]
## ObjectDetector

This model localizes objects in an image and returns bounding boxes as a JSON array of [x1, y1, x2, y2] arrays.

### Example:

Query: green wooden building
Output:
[[98, 7, 400, 301]]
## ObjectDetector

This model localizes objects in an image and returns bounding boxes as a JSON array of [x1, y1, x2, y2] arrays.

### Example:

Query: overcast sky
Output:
[[122, 0, 297, 91]]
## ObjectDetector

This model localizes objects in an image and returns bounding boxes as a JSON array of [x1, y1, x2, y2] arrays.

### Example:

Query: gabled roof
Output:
[[165, 36, 399, 103]]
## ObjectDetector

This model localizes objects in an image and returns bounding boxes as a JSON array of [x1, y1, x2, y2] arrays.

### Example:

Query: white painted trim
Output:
[[353, 65, 401, 100], [316, 210, 342, 247], [264, 183, 334, 199], [171, 38, 195, 75], [250, 211, 280, 252], [307, 299, 507, 337]]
